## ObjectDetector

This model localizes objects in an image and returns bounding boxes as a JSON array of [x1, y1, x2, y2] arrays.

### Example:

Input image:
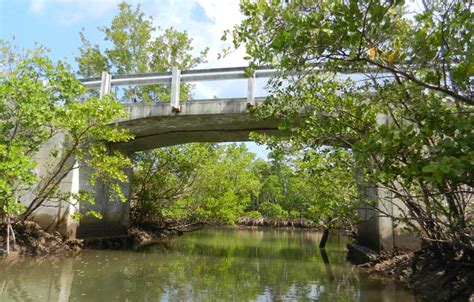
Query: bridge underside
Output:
[[111, 99, 280, 152]]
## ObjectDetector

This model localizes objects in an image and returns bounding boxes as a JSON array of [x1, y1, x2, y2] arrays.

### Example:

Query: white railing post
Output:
[[247, 72, 256, 107], [99, 71, 112, 99], [171, 67, 181, 112]]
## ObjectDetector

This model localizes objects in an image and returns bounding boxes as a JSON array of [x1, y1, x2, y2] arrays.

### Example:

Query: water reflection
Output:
[[0, 228, 417, 301]]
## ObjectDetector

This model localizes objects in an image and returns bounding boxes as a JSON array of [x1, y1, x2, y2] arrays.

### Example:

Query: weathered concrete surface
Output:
[[111, 99, 280, 153], [356, 178, 421, 252], [391, 194, 422, 251], [76, 165, 132, 238]]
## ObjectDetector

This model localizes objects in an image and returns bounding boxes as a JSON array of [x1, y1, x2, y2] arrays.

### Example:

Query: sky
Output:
[[0, 0, 271, 159]]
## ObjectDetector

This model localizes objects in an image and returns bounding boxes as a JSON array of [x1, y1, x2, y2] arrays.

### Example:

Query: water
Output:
[[0, 228, 417, 301]]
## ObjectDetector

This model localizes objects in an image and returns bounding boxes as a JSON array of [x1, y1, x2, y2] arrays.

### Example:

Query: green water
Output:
[[0, 228, 417, 301]]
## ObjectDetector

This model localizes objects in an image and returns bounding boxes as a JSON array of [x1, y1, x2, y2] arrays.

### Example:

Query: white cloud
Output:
[[147, 0, 250, 98], [28, 0, 246, 64], [29, 0, 47, 13], [57, 0, 119, 22], [148, 0, 246, 67]]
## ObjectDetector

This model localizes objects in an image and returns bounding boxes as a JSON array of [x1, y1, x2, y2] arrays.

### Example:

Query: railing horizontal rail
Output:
[[83, 65, 387, 111], [79, 65, 384, 89], [80, 66, 277, 88]]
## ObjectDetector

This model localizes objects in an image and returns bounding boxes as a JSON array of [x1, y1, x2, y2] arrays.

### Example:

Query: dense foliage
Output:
[[4, 0, 471, 260], [226, 0, 473, 252], [0, 41, 132, 221], [133, 144, 259, 225], [0, 2, 352, 231], [132, 143, 358, 228]]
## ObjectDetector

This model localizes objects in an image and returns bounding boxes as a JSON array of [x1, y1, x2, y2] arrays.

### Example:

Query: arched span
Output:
[[110, 98, 281, 153]]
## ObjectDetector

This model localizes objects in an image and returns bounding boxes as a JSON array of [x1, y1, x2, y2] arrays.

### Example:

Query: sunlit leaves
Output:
[[0, 41, 132, 218]]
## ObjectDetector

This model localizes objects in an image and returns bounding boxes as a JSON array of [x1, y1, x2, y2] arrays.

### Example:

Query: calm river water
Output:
[[0, 228, 418, 301]]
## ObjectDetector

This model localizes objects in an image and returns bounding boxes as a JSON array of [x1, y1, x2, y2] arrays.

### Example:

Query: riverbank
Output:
[[0, 221, 184, 257], [1, 219, 349, 257], [348, 244, 474, 302], [0, 222, 82, 257]]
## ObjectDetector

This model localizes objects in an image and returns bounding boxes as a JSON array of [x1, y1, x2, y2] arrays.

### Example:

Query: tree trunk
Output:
[[319, 217, 332, 248], [319, 227, 330, 248]]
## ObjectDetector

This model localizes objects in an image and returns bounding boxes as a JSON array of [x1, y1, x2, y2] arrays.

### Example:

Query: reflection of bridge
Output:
[[27, 66, 408, 252]]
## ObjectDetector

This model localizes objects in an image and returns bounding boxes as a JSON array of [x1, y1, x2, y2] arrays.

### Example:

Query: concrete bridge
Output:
[[26, 66, 410, 252], [113, 99, 280, 152]]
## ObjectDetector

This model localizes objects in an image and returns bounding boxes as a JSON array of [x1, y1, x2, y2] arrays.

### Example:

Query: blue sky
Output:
[[1, 0, 271, 159]]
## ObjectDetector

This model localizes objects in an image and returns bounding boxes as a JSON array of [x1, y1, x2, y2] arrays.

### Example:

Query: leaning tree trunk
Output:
[[319, 217, 332, 249]]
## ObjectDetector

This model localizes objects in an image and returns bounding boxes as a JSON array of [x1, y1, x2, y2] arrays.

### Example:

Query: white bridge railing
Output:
[[80, 66, 278, 112]]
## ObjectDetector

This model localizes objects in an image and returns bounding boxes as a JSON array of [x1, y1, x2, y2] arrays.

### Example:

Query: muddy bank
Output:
[[0, 222, 82, 257], [348, 244, 474, 302], [0, 221, 187, 257]]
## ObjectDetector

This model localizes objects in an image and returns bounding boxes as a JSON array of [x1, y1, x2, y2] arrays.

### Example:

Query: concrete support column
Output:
[[357, 184, 394, 252], [76, 164, 132, 238], [356, 113, 394, 252], [76, 73, 132, 238]]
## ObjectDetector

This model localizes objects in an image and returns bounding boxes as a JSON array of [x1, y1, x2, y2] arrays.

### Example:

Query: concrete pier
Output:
[[356, 113, 420, 252], [21, 133, 79, 238], [357, 185, 395, 252], [75, 165, 132, 238]]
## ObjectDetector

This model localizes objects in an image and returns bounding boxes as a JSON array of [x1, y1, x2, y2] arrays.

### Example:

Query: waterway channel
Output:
[[0, 228, 418, 301]]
